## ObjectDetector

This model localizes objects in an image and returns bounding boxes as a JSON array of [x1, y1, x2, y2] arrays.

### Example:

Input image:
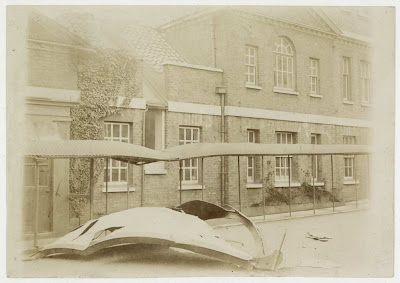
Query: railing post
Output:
[[126, 163, 129, 209], [105, 157, 109, 215], [34, 158, 40, 249], [238, 156, 242, 212], [201, 158, 204, 201], [89, 158, 94, 219], [312, 155, 316, 215], [354, 155, 358, 208], [179, 161, 182, 205], [331, 154, 335, 212], [262, 156, 265, 220], [288, 154, 291, 217]]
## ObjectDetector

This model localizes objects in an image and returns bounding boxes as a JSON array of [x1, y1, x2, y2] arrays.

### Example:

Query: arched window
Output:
[[274, 37, 295, 90]]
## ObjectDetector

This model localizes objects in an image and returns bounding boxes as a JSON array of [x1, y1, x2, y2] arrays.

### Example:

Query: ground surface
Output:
[[13, 209, 392, 278]]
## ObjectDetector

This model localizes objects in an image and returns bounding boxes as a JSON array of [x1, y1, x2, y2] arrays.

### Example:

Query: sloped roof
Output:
[[233, 6, 336, 33], [28, 11, 90, 47], [121, 24, 186, 72], [158, 6, 372, 43]]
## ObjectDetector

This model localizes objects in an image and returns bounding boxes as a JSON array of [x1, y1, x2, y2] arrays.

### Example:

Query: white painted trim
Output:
[[27, 86, 80, 103], [308, 182, 325, 186], [310, 93, 323, 98], [163, 61, 224, 73], [343, 100, 354, 105], [102, 186, 136, 193], [245, 84, 262, 90], [273, 88, 300, 96], [27, 39, 94, 52], [246, 183, 263, 189], [168, 101, 371, 128], [343, 180, 360, 185], [224, 105, 371, 128], [112, 96, 146, 110], [177, 184, 205, 190], [168, 101, 221, 116]]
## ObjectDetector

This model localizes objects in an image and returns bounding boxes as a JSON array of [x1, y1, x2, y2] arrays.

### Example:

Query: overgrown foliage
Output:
[[69, 48, 139, 218]]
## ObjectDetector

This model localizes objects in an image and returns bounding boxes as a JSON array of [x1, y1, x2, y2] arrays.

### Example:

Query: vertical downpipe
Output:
[[141, 107, 148, 207], [216, 88, 226, 206]]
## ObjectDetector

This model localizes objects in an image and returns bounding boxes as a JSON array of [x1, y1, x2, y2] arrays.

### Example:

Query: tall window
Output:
[[343, 57, 351, 101], [179, 127, 200, 183], [311, 134, 321, 182], [274, 37, 295, 90], [361, 61, 371, 104], [310, 58, 319, 94], [343, 136, 356, 179], [247, 130, 256, 183], [245, 46, 257, 86], [275, 132, 293, 181], [104, 122, 129, 183]]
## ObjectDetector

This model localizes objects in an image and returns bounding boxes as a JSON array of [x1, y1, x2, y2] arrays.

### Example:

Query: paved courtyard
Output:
[[11, 205, 392, 278]]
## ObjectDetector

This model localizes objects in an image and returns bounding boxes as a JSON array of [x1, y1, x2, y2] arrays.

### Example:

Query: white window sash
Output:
[[179, 127, 200, 183], [246, 46, 257, 85], [104, 122, 130, 184], [247, 130, 256, 182]]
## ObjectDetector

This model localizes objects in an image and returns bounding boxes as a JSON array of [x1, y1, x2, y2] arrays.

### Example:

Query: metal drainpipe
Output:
[[216, 87, 226, 206], [141, 107, 148, 207]]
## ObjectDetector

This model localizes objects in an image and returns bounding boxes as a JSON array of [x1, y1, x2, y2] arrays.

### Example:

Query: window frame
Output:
[[311, 133, 321, 182], [179, 126, 201, 184], [247, 130, 256, 183], [275, 132, 294, 182], [343, 135, 356, 180], [343, 57, 351, 102], [274, 37, 295, 91], [104, 122, 130, 185], [360, 60, 371, 104], [245, 45, 258, 86], [310, 58, 319, 94]]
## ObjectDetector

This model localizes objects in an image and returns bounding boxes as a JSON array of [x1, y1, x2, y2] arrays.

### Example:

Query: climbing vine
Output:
[[69, 48, 139, 219]]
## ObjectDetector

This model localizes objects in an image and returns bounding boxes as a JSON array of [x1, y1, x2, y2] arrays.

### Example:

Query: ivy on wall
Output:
[[69, 48, 139, 219]]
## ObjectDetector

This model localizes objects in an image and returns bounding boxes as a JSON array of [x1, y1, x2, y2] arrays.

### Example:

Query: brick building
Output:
[[88, 6, 372, 220], [23, 12, 91, 237], [24, 7, 373, 232]]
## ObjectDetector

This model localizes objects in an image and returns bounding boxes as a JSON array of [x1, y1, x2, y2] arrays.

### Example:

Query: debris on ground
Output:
[[305, 232, 332, 242]]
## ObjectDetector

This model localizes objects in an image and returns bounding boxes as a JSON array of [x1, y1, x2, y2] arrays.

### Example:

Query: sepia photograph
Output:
[[4, 2, 396, 279]]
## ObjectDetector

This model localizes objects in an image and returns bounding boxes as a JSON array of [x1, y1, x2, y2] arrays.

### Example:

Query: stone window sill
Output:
[[274, 182, 301, 188], [177, 184, 205, 190], [273, 87, 299, 96], [343, 180, 360, 185], [245, 84, 262, 90], [309, 93, 323, 98], [102, 184, 136, 193], [246, 183, 263, 189], [308, 182, 325, 186], [343, 100, 354, 105]]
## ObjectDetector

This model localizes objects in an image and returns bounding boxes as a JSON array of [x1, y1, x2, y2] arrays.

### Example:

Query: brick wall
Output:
[[214, 11, 371, 120], [224, 115, 370, 212], [164, 64, 224, 105]]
